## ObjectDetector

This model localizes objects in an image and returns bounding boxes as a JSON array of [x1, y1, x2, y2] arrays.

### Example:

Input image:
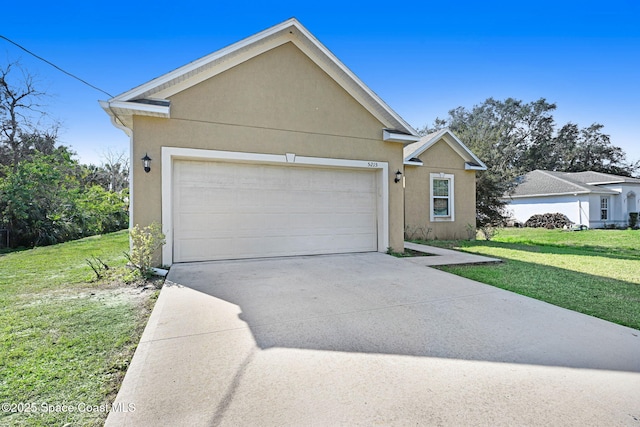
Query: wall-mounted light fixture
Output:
[[141, 153, 152, 173], [394, 169, 402, 183]]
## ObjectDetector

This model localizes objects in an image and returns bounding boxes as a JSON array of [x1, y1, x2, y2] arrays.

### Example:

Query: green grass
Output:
[[0, 231, 158, 426], [414, 228, 640, 330], [490, 227, 639, 258]]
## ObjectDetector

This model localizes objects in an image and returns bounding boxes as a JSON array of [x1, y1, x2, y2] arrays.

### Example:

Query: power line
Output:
[[0, 35, 114, 98]]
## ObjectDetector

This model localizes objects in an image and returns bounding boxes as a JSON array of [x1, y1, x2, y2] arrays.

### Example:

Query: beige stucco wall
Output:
[[130, 42, 406, 256], [404, 139, 477, 240]]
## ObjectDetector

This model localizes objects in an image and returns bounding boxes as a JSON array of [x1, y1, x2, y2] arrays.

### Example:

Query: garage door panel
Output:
[[176, 213, 238, 238], [173, 160, 378, 262]]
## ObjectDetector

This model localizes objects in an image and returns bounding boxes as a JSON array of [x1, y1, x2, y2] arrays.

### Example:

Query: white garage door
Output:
[[173, 160, 378, 262]]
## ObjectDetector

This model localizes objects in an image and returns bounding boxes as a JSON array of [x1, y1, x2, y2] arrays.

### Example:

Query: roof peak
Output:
[[403, 128, 486, 170], [101, 18, 418, 138]]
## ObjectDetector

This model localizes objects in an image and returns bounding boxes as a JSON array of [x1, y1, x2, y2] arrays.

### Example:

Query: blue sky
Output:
[[2, 0, 639, 166]]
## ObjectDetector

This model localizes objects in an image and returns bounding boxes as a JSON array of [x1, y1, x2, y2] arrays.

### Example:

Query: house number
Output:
[[367, 162, 378, 167]]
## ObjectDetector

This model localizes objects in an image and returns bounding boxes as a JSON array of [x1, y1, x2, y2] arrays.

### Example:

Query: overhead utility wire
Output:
[[0, 35, 114, 98]]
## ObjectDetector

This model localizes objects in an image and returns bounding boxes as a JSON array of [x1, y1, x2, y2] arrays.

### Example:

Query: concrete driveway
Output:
[[107, 253, 640, 426]]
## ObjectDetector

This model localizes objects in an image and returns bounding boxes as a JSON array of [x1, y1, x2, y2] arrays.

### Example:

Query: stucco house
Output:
[[403, 129, 487, 240], [506, 169, 640, 228], [100, 18, 424, 265]]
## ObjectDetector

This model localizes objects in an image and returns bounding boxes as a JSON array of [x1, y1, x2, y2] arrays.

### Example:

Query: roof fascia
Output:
[[383, 129, 420, 144], [465, 162, 486, 171], [106, 18, 418, 137], [587, 180, 626, 185], [509, 187, 619, 198], [404, 160, 423, 166], [507, 191, 591, 199], [110, 20, 298, 102], [107, 100, 170, 116], [403, 129, 446, 161], [404, 129, 487, 170], [99, 99, 170, 136]]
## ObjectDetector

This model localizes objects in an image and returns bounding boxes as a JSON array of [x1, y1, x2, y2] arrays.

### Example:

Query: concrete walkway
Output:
[[404, 241, 502, 266], [106, 252, 640, 426]]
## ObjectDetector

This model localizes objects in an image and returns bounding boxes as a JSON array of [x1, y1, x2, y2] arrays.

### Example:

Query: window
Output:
[[430, 173, 455, 221], [600, 197, 609, 220]]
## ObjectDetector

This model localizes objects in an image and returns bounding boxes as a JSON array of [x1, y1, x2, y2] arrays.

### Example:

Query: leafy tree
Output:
[[564, 123, 638, 176], [421, 97, 638, 227], [0, 150, 79, 246], [0, 150, 128, 248], [0, 61, 128, 248], [421, 98, 557, 226]]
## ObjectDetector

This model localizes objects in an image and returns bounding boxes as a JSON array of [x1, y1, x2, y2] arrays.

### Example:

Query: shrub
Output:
[[0, 153, 128, 248], [630, 212, 638, 229], [125, 223, 166, 278]]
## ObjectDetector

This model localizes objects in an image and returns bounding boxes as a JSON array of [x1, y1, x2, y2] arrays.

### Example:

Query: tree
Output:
[[420, 97, 638, 227], [0, 150, 80, 246], [0, 149, 128, 248], [0, 61, 57, 170], [422, 98, 558, 226], [100, 149, 129, 192], [564, 124, 638, 176], [0, 61, 128, 248]]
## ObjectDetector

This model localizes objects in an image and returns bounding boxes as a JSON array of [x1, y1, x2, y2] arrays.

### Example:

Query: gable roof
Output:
[[556, 171, 640, 185], [99, 18, 419, 141], [403, 128, 487, 170], [509, 170, 624, 198]]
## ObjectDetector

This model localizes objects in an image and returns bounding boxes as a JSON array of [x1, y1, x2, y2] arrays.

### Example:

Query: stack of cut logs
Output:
[[524, 213, 573, 229]]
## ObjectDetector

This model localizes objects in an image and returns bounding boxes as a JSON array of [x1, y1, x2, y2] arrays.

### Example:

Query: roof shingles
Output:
[[510, 170, 626, 198]]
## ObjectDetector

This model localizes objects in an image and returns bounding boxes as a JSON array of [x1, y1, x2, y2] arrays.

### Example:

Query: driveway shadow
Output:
[[166, 253, 640, 373]]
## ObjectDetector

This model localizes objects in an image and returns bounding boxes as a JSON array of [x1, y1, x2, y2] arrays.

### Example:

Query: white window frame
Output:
[[430, 173, 455, 222], [600, 196, 609, 221]]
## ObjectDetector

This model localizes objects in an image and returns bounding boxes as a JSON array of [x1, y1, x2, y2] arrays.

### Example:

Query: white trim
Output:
[[151, 36, 290, 100], [161, 147, 389, 265], [507, 189, 617, 199], [128, 134, 134, 254], [430, 173, 455, 222], [404, 129, 487, 170], [600, 196, 610, 221], [587, 180, 627, 185], [101, 18, 418, 138], [383, 129, 420, 144], [112, 23, 295, 101], [106, 100, 170, 116], [403, 160, 423, 166], [465, 162, 486, 171]]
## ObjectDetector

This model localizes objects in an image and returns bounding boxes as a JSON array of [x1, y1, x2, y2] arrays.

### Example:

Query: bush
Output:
[[125, 223, 166, 278], [630, 212, 638, 229], [0, 153, 128, 248]]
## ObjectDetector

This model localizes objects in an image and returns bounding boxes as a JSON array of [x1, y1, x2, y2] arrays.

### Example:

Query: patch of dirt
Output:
[[18, 278, 163, 309], [404, 248, 436, 257]]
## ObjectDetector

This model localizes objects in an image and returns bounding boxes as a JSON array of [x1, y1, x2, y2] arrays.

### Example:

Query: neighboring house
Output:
[[403, 129, 487, 240], [100, 18, 422, 265], [506, 169, 640, 228]]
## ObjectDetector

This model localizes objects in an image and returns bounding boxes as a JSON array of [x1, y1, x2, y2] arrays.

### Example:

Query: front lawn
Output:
[[414, 228, 640, 330], [0, 231, 158, 426]]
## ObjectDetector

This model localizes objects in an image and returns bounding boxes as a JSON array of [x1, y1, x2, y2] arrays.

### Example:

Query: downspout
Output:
[[578, 198, 582, 225], [403, 174, 406, 243]]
